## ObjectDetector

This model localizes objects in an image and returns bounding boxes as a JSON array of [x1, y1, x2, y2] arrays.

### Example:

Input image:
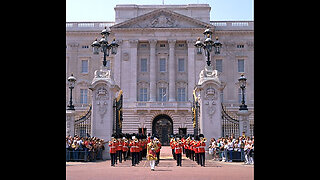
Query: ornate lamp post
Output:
[[194, 26, 222, 67], [238, 74, 248, 110], [67, 73, 76, 110], [91, 26, 119, 67]]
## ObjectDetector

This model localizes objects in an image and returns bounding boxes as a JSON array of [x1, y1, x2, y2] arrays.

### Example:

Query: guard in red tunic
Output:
[[170, 137, 176, 160], [175, 139, 183, 166], [108, 138, 118, 166], [198, 137, 207, 167], [194, 138, 200, 165], [122, 137, 129, 161], [117, 138, 123, 163], [129, 136, 139, 166]]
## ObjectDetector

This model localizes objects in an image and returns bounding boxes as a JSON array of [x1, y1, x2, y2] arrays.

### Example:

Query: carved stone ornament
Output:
[[94, 68, 111, 79], [122, 52, 129, 61], [95, 87, 109, 123], [198, 65, 220, 85], [150, 15, 176, 28], [204, 86, 218, 119]]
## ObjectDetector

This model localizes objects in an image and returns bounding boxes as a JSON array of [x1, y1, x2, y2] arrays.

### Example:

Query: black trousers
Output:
[[172, 149, 176, 160], [131, 152, 137, 165], [196, 153, 200, 164], [190, 151, 194, 161], [156, 152, 160, 165], [117, 150, 122, 163], [176, 153, 182, 166], [110, 153, 116, 166], [123, 151, 127, 161], [199, 152, 205, 166]]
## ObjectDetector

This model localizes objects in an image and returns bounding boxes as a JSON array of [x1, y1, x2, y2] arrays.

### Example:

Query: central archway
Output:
[[152, 114, 173, 146]]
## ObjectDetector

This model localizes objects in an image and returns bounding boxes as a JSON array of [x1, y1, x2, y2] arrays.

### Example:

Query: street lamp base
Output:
[[239, 104, 248, 111], [67, 105, 75, 110]]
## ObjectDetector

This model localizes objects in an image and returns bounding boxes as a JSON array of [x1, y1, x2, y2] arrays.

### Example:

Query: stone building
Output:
[[66, 4, 254, 144]]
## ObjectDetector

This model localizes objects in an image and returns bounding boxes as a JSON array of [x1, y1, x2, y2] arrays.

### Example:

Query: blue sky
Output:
[[66, 0, 253, 22]]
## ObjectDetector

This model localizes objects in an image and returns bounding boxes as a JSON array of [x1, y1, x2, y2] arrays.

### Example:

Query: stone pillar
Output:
[[196, 65, 222, 146], [114, 40, 123, 86], [66, 109, 75, 136], [236, 109, 252, 137], [89, 66, 120, 160], [129, 39, 138, 102], [149, 39, 157, 102], [187, 39, 195, 102], [168, 39, 176, 102]]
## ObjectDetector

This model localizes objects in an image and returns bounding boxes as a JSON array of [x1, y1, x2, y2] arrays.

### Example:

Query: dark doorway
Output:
[[152, 114, 173, 145], [178, 128, 187, 136]]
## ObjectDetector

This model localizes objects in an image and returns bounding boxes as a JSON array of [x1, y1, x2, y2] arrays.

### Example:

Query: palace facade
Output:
[[66, 4, 254, 144]]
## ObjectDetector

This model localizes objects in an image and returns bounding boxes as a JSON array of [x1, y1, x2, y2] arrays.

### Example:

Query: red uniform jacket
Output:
[[130, 141, 139, 153], [175, 143, 183, 154], [170, 141, 175, 149], [109, 141, 117, 154], [198, 142, 206, 153], [122, 141, 129, 152], [156, 142, 161, 153], [117, 140, 123, 151], [193, 141, 199, 153]]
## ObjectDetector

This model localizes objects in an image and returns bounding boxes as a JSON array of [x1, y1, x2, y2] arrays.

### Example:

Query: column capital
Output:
[[168, 39, 176, 48], [148, 39, 157, 47], [129, 39, 139, 47], [187, 39, 196, 47]]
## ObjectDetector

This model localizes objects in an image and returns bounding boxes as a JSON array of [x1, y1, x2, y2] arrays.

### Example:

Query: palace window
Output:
[[140, 43, 147, 48], [140, 58, 147, 72], [80, 89, 88, 104], [81, 60, 88, 73], [160, 44, 166, 48], [178, 58, 185, 72], [238, 59, 244, 73], [177, 88, 186, 102], [158, 88, 167, 102], [139, 88, 148, 101], [237, 44, 245, 48], [159, 58, 166, 72]]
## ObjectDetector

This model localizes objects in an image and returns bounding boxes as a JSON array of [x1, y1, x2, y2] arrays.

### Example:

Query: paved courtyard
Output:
[[66, 146, 253, 180]]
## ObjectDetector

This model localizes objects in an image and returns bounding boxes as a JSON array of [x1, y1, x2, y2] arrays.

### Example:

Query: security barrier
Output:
[[66, 149, 103, 162]]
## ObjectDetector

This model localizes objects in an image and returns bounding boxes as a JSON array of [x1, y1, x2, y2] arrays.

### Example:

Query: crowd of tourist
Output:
[[208, 134, 254, 164], [66, 135, 106, 161]]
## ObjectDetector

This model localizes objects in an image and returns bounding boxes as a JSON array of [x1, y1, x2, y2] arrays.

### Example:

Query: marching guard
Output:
[[147, 137, 158, 171], [174, 138, 183, 166], [108, 137, 118, 166], [198, 136, 207, 167], [155, 137, 161, 166], [122, 137, 129, 161], [129, 136, 139, 166]]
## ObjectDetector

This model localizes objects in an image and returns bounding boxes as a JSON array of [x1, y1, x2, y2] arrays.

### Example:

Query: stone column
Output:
[[187, 39, 195, 102], [66, 109, 75, 136], [236, 109, 252, 137], [196, 66, 222, 147], [168, 39, 176, 102], [89, 66, 121, 160], [129, 39, 138, 102], [149, 39, 157, 102], [113, 39, 123, 86]]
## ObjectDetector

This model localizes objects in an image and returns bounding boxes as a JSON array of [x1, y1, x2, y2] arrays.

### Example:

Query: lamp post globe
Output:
[[67, 73, 76, 110], [195, 27, 222, 67], [91, 26, 119, 67], [238, 74, 248, 110]]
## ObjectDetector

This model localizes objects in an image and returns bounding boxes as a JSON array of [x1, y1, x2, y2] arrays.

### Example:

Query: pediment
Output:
[[111, 9, 212, 29]]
